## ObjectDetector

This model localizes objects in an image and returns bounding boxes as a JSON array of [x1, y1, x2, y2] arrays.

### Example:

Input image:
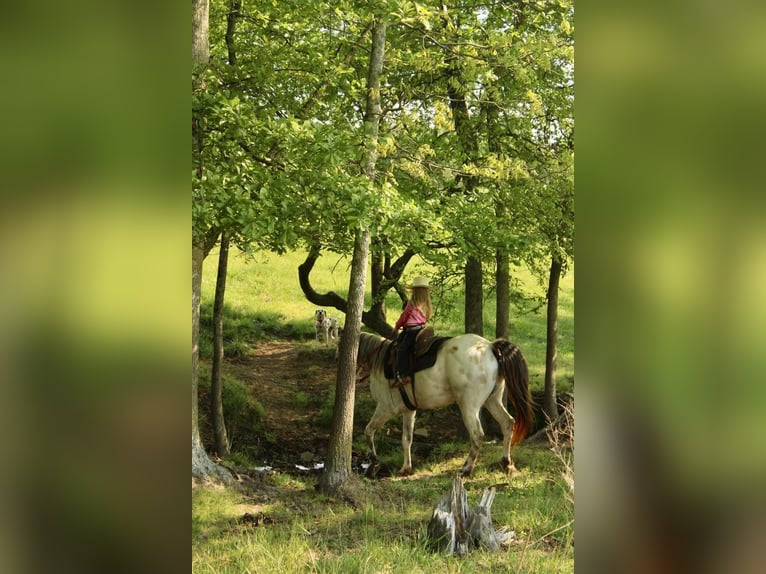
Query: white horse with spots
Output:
[[356, 332, 533, 476]]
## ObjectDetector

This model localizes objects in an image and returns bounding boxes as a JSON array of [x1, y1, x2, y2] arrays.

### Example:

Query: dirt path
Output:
[[220, 340, 467, 470], [225, 341, 339, 466]]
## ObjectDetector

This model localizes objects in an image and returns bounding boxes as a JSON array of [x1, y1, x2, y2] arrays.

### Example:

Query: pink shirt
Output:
[[394, 303, 427, 330]]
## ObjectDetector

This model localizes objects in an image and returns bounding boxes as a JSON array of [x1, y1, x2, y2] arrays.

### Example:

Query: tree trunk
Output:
[[205, 0, 241, 460], [320, 228, 370, 494], [543, 255, 562, 422], [192, 0, 210, 65], [224, 0, 241, 67], [210, 232, 230, 457], [192, 245, 229, 482], [495, 248, 509, 339], [444, 21, 482, 337], [370, 239, 387, 325], [487, 92, 509, 340], [320, 16, 386, 495], [464, 256, 483, 335], [192, 0, 230, 483]]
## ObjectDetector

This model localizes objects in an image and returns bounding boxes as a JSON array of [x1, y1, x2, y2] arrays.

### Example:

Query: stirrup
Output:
[[392, 374, 411, 388]]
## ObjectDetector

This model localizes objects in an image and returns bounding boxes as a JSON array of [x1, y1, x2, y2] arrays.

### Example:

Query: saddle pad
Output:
[[383, 336, 451, 380]]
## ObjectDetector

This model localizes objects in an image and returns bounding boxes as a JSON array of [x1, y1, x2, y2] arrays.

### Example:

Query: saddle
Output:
[[383, 327, 450, 411], [383, 327, 451, 381]]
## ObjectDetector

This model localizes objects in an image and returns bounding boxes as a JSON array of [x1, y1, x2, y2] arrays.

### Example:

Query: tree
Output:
[[207, 0, 244, 460], [544, 254, 562, 421], [320, 15, 386, 495], [440, 5, 484, 335], [192, 0, 231, 482], [210, 230, 231, 457], [298, 245, 415, 338]]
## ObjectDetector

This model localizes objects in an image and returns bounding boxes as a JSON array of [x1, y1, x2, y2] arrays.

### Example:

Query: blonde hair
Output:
[[409, 286, 433, 321]]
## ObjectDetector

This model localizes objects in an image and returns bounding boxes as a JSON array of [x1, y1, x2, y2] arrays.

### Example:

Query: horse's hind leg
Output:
[[458, 408, 485, 477], [399, 410, 416, 476], [484, 388, 517, 474]]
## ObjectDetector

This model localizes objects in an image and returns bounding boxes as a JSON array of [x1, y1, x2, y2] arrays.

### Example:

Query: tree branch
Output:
[[298, 246, 396, 338]]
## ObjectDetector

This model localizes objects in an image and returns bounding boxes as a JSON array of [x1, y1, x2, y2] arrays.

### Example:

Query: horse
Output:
[[355, 331, 533, 477]]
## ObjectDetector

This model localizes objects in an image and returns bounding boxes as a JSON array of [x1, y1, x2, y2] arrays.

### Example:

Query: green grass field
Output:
[[195, 248, 574, 572], [200, 248, 573, 392]]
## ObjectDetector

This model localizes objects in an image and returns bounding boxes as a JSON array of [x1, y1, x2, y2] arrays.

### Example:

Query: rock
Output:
[[414, 428, 430, 438]]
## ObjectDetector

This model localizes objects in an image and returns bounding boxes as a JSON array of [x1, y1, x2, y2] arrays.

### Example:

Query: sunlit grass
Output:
[[201, 248, 574, 391], [192, 446, 574, 573]]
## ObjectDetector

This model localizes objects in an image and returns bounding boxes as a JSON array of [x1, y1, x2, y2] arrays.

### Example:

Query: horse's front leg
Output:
[[365, 404, 393, 466], [399, 410, 416, 476]]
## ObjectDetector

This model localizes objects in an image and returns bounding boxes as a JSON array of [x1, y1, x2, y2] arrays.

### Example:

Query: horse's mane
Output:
[[358, 332, 389, 375]]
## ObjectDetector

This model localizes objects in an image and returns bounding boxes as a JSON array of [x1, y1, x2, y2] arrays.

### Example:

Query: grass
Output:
[[200, 248, 573, 392], [193, 445, 574, 573], [195, 247, 574, 572]]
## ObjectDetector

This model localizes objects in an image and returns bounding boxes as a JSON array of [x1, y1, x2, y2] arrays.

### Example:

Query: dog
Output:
[[315, 309, 341, 347], [314, 309, 332, 347]]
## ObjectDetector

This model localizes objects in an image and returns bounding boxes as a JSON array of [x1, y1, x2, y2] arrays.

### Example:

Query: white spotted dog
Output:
[[314, 309, 332, 347]]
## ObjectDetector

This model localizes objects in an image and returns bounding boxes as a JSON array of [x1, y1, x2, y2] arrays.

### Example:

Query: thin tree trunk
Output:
[[224, 0, 241, 66], [465, 256, 483, 335], [370, 239, 387, 324], [444, 20, 482, 336], [320, 16, 386, 495], [495, 236, 510, 340], [210, 232, 230, 457], [486, 91, 509, 340], [543, 255, 562, 422], [205, 0, 241, 460]]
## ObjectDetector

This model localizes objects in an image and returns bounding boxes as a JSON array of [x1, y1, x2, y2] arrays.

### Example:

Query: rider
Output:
[[393, 276, 433, 387]]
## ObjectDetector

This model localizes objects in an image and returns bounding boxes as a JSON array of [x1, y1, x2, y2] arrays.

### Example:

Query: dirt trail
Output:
[[226, 341, 339, 466], [222, 340, 466, 469]]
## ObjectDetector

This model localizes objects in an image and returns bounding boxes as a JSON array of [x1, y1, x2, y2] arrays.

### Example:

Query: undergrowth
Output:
[[193, 444, 574, 573]]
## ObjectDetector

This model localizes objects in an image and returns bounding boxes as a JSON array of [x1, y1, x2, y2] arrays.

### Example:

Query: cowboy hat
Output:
[[406, 276, 431, 290]]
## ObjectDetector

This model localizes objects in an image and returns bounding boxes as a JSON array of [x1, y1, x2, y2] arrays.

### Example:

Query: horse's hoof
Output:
[[458, 466, 474, 478], [500, 458, 519, 476], [398, 467, 413, 477]]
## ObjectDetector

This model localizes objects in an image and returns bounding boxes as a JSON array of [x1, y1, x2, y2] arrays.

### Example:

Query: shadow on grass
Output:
[[199, 301, 315, 359]]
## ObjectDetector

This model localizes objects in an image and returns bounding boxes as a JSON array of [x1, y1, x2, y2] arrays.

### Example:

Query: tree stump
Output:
[[426, 475, 514, 556]]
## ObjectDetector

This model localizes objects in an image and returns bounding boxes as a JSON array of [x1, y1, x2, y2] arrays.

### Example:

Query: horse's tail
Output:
[[492, 340, 533, 446]]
